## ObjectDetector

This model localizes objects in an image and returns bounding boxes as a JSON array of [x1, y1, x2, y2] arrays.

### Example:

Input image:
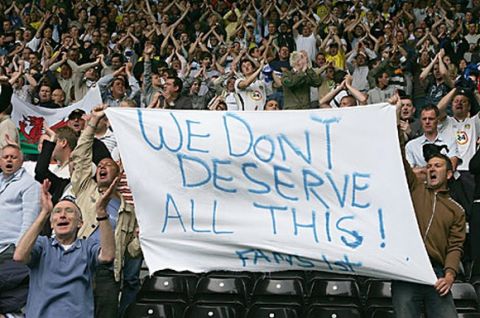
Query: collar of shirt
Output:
[[51, 237, 82, 253], [421, 134, 443, 145], [0, 167, 24, 184]]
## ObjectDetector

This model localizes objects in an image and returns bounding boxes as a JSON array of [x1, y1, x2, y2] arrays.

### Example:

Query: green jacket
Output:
[[282, 68, 323, 109]]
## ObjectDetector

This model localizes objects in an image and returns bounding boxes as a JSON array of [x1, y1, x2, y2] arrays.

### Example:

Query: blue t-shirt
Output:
[[26, 236, 100, 318]]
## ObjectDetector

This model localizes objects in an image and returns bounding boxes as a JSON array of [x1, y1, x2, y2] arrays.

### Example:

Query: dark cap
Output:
[[68, 109, 86, 120]]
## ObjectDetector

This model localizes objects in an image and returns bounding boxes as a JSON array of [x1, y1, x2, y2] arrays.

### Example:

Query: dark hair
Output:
[[375, 71, 389, 84], [111, 52, 124, 63], [239, 59, 254, 70], [421, 105, 440, 117], [427, 153, 453, 172], [168, 76, 183, 92]]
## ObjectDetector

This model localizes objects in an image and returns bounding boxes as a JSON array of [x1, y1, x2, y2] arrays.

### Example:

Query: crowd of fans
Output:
[[0, 0, 480, 316]]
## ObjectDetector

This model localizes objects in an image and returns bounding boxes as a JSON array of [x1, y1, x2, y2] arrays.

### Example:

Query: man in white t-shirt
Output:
[[235, 59, 266, 111], [437, 87, 480, 208], [405, 105, 461, 181], [292, 21, 318, 62]]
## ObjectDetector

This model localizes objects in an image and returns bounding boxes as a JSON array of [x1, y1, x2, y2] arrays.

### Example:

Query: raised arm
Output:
[[236, 60, 265, 89], [13, 180, 51, 264], [437, 87, 457, 119], [320, 81, 345, 108], [95, 177, 117, 263]]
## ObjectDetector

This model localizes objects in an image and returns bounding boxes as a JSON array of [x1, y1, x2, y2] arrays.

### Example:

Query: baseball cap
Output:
[[68, 109, 86, 120]]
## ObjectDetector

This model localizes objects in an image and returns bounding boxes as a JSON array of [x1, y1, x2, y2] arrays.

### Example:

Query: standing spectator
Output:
[[70, 105, 139, 318], [394, 98, 466, 316], [436, 87, 480, 216], [0, 83, 19, 149], [292, 19, 318, 62], [235, 59, 266, 110], [0, 142, 41, 317], [399, 95, 423, 141], [13, 179, 116, 318], [98, 63, 140, 108], [367, 72, 396, 104], [282, 51, 322, 109], [420, 50, 453, 108], [405, 105, 460, 181]]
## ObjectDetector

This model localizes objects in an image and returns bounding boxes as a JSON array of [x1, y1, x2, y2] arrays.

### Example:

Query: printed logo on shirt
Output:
[[249, 90, 264, 101], [456, 130, 468, 145]]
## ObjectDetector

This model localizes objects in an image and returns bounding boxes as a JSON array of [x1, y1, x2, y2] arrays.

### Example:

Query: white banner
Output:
[[11, 87, 102, 145], [106, 104, 437, 285]]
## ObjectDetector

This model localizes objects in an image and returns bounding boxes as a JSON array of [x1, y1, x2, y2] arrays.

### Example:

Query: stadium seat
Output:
[[308, 278, 361, 308], [251, 277, 304, 305], [151, 270, 199, 300], [305, 305, 362, 318], [364, 280, 393, 318], [246, 305, 301, 318], [451, 282, 479, 312], [184, 303, 246, 318], [248, 277, 304, 317], [124, 302, 185, 318], [136, 275, 189, 303], [193, 276, 248, 305], [207, 271, 256, 297]]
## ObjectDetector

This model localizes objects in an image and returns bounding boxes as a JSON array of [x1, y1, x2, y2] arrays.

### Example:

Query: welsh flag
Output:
[[11, 87, 102, 155]]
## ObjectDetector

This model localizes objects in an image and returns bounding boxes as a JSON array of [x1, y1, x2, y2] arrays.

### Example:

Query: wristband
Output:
[[96, 214, 109, 221], [87, 122, 97, 129]]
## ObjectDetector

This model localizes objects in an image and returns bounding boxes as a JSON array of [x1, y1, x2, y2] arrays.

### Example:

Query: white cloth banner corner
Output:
[[106, 104, 437, 285]]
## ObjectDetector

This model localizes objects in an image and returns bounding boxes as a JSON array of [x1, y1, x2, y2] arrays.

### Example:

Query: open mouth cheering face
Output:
[[426, 157, 452, 189], [96, 158, 119, 187], [51, 201, 83, 242], [0, 146, 23, 177]]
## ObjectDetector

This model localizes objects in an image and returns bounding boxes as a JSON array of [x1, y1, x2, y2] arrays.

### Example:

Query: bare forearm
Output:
[[13, 210, 48, 263], [97, 208, 115, 263]]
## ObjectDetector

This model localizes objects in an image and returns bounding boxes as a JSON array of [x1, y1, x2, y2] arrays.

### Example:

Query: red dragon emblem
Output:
[[19, 116, 66, 144], [19, 115, 44, 144]]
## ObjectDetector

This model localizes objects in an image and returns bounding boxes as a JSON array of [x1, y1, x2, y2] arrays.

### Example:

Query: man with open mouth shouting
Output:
[[391, 94, 466, 318], [13, 178, 116, 318], [0, 138, 40, 317]]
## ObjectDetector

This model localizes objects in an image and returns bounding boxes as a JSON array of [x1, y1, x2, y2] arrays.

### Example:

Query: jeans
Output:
[[118, 254, 143, 317], [392, 264, 457, 318], [94, 264, 120, 318]]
